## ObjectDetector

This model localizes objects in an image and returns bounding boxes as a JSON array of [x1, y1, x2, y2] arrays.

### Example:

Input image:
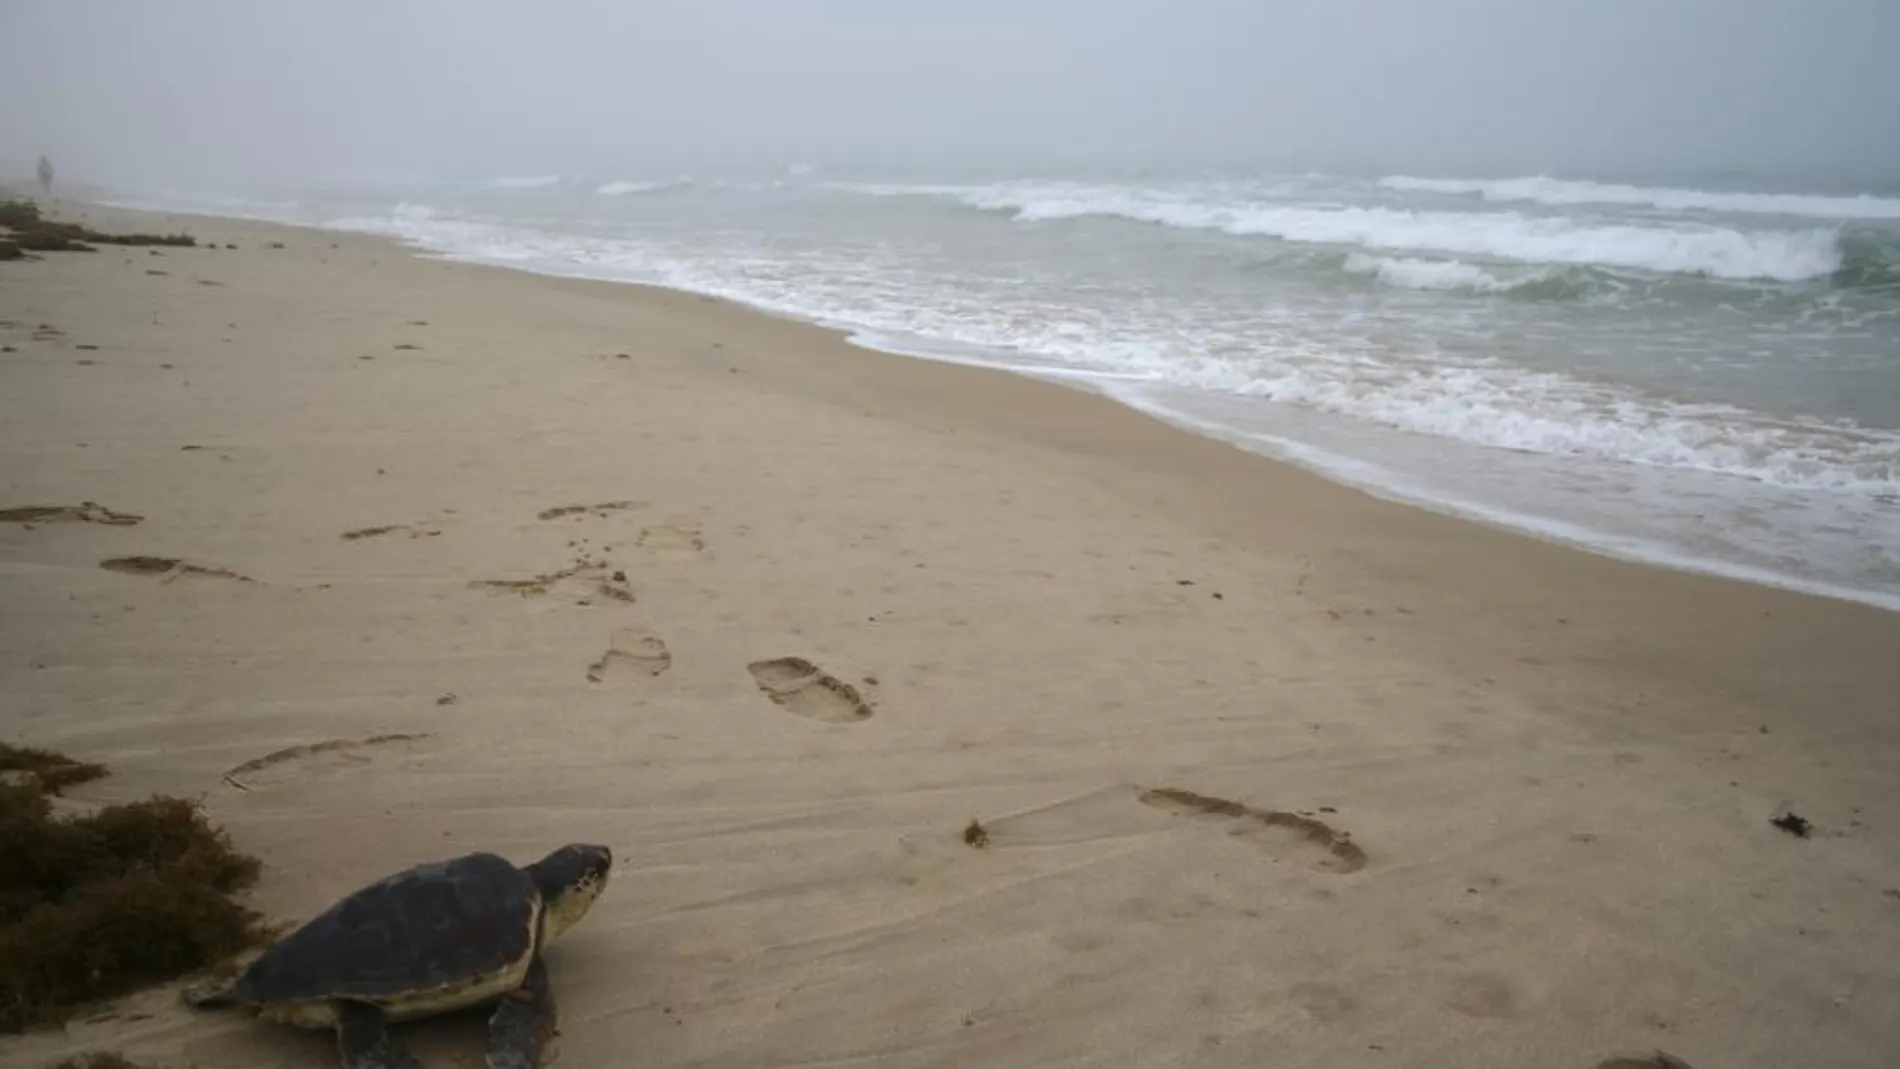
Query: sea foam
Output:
[[1379, 174, 1900, 220], [596, 178, 697, 196], [938, 183, 1843, 282], [1342, 253, 1520, 292]]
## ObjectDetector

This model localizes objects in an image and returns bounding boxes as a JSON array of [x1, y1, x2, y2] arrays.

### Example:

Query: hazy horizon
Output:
[[4, 1, 1898, 192]]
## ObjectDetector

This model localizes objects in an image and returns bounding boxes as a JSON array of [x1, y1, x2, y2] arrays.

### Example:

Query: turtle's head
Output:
[[527, 843, 614, 941]]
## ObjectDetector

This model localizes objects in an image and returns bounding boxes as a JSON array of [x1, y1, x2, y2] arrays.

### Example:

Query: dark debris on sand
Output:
[[45, 1054, 175, 1069], [962, 818, 989, 848], [1597, 1054, 1697, 1069], [1770, 811, 1813, 838], [0, 743, 268, 1033], [0, 200, 196, 255], [0, 744, 108, 795]]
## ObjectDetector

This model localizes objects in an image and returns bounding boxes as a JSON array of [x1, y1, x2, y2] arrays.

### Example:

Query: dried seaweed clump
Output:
[[962, 818, 989, 849], [46, 1054, 175, 1069], [0, 743, 107, 795], [0, 200, 196, 252], [0, 743, 267, 1033]]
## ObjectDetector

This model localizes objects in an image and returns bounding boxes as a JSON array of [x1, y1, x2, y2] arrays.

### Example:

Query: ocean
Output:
[[103, 167, 1900, 611]]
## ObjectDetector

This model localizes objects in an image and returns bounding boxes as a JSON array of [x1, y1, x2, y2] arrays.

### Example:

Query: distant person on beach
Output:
[[37, 155, 53, 196]]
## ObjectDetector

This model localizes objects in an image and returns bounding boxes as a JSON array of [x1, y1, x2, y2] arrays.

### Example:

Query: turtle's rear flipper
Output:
[[335, 1000, 422, 1069], [487, 955, 556, 1069]]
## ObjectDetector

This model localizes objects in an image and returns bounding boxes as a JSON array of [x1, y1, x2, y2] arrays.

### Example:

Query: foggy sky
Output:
[[4, 0, 1897, 190]]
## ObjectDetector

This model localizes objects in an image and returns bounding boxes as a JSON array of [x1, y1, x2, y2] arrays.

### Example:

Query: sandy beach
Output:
[[4, 201, 1899, 1069]]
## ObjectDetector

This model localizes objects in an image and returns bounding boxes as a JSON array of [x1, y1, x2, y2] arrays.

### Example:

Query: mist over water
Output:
[[7, 1, 1900, 187]]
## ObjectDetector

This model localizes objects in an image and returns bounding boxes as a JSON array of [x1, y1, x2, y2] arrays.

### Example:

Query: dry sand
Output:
[[3, 201, 1898, 1069]]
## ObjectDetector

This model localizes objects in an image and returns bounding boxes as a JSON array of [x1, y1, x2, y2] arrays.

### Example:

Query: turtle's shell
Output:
[[233, 852, 541, 1005]]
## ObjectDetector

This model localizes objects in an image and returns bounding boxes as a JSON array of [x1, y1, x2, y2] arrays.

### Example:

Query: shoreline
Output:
[[99, 190, 1900, 617], [38, 195, 1900, 719], [6, 199, 1900, 1069], [856, 335, 1900, 617]]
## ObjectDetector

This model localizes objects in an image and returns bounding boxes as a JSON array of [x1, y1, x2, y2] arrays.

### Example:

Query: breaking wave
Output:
[[1340, 253, 1518, 292], [904, 183, 1844, 282], [1335, 254, 1613, 300], [1379, 174, 1900, 220], [1832, 233, 1900, 289], [596, 177, 697, 196]]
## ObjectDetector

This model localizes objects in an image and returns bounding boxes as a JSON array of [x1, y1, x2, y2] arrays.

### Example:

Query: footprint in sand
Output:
[[537, 501, 641, 522], [747, 657, 874, 723], [469, 557, 633, 606], [340, 522, 442, 541], [1596, 1056, 1696, 1069], [637, 524, 705, 557], [221, 733, 428, 791], [99, 556, 254, 583], [1137, 787, 1368, 874], [587, 628, 673, 684], [1, 502, 143, 526]]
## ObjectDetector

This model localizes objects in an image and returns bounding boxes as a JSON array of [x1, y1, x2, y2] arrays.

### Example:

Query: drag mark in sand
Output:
[[1596, 1056, 1696, 1069], [1137, 787, 1368, 873], [99, 556, 254, 583], [222, 733, 429, 791], [340, 522, 441, 541], [747, 657, 875, 723], [587, 627, 673, 683], [0, 502, 143, 526], [537, 501, 640, 521], [470, 557, 634, 606]]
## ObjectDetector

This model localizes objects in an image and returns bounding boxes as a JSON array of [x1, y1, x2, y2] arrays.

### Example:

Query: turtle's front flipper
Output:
[[334, 1000, 422, 1069], [487, 954, 557, 1069]]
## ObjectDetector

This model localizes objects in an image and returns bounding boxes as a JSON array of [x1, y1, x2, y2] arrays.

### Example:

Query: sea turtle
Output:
[[182, 843, 613, 1069]]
